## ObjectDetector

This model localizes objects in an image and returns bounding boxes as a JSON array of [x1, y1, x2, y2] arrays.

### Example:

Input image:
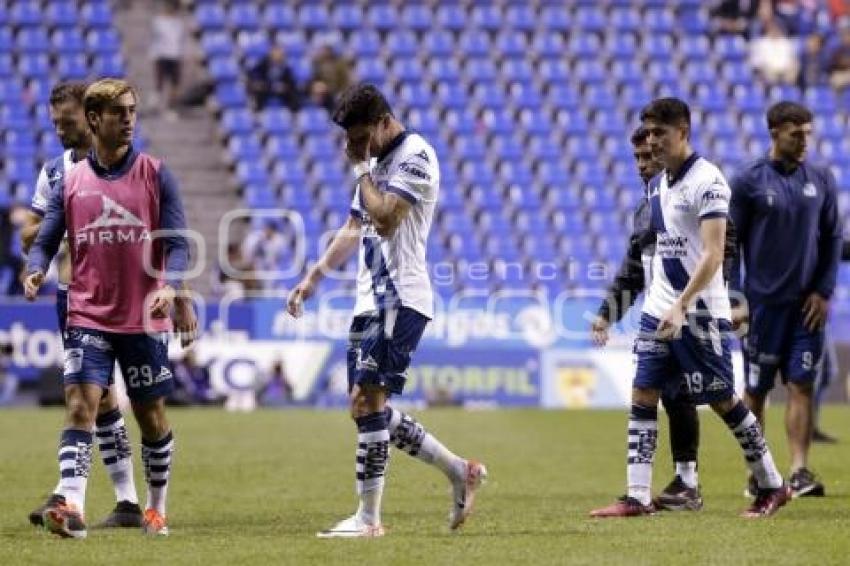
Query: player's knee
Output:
[[132, 397, 169, 439], [788, 381, 814, 398], [632, 387, 659, 407], [65, 396, 96, 428]]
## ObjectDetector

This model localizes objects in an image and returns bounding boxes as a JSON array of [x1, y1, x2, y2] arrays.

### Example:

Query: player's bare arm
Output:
[[20, 210, 44, 254], [656, 217, 726, 340], [287, 215, 362, 318]]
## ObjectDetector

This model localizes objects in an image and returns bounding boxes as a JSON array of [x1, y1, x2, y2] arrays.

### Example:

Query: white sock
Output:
[[627, 404, 658, 506], [95, 409, 138, 504], [676, 461, 698, 488], [58, 429, 93, 512], [385, 406, 466, 481]]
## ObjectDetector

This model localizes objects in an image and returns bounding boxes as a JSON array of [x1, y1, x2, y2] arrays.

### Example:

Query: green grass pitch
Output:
[[1, 407, 848, 565]]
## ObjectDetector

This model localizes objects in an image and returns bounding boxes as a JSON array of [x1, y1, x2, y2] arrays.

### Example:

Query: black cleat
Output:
[[812, 428, 838, 444], [29, 493, 65, 527], [653, 476, 703, 511], [789, 468, 825, 498], [93, 501, 143, 528]]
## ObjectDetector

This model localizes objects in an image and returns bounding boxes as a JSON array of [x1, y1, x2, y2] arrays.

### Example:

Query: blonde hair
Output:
[[83, 78, 137, 131]]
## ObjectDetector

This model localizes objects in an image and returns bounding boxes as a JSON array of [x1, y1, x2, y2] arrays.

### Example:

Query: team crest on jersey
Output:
[[802, 183, 817, 198], [765, 188, 776, 206], [75, 195, 151, 247]]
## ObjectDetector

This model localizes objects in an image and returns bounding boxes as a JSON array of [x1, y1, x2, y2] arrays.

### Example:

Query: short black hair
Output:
[[50, 81, 88, 106], [331, 83, 392, 129], [766, 101, 813, 129], [630, 126, 649, 146], [639, 97, 691, 128]]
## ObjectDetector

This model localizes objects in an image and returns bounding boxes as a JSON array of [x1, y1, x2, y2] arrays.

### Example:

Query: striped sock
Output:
[[95, 408, 138, 504], [385, 406, 466, 481], [722, 401, 782, 489], [58, 428, 93, 512], [627, 404, 658, 506], [142, 431, 174, 515], [354, 412, 389, 527]]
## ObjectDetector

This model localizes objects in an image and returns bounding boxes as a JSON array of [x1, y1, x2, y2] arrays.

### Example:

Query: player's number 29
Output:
[[127, 365, 154, 388]]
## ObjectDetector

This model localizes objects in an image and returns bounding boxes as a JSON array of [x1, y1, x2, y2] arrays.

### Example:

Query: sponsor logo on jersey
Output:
[[75, 195, 151, 247], [706, 375, 727, 392], [399, 161, 431, 181], [802, 182, 817, 198]]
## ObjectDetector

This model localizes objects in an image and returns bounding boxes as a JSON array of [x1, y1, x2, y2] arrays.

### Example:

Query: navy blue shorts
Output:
[[743, 302, 824, 396], [347, 307, 429, 395], [56, 288, 68, 345], [63, 327, 174, 402], [634, 313, 735, 405]]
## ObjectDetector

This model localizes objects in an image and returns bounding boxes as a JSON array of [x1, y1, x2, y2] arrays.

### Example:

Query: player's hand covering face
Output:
[[345, 125, 373, 162]]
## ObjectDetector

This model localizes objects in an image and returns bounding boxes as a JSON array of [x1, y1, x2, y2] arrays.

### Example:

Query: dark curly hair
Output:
[[331, 83, 392, 129], [766, 101, 813, 129]]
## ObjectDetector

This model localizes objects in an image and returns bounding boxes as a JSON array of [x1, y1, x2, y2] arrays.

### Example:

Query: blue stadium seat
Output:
[[591, 112, 626, 137], [87, 29, 122, 55], [10, 2, 41, 27], [215, 83, 248, 109], [91, 53, 124, 77], [406, 108, 441, 137], [642, 34, 674, 59], [436, 82, 469, 110], [81, 2, 113, 29], [568, 33, 602, 59], [265, 135, 300, 161], [196, 3, 226, 30], [18, 55, 50, 79], [386, 30, 419, 58], [815, 115, 844, 142], [436, 5, 466, 32], [423, 30, 454, 58], [296, 108, 331, 135], [200, 31, 233, 58], [505, 4, 536, 33], [695, 84, 729, 113], [229, 4, 261, 31], [52, 29, 87, 54], [0, 81, 22, 104], [428, 59, 461, 83], [495, 31, 527, 59], [573, 60, 607, 85], [348, 30, 381, 58], [0, 28, 12, 52], [619, 84, 652, 113], [391, 58, 425, 82], [237, 31, 270, 60], [519, 111, 553, 137], [537, 60, 570, 85], [453, 137, 487, 161], [228, 135, 264, 162], [331, 4, 362, 32], [679, 35, 710, 60], [401, 4, 433, 33], [501, 60, 535, 85], [582, 85, 618, 111], [647, 60, 680, 84], [804, 86, 838, 114], [47, 2, 79, 28], [607, 32, 638, 60], [470, 5, 503, 32], [679, 7, 710, 34], [366, 4, 398, 32], [610, 60, 644, 87], [532, 31, 566, 60], [272, 161, 307, 186], [208, 56, 240, 81], [540, 5, 571, 32], [0, 54, 13, 79], [299, 4, 331, 32], [57, 54, 90, 80], [263, 4, 295, 30], [566, 137, 599, 162], [398, 82, 432, 109], [459, 30, 491, 58], [16, 28, 50, 54], [644, 8, 676, 34], [356, 59, 386, 83], [510, 83, 543, 112], [236, 162, 269, 186], [610, 7, 641, 33], [713, 35, 748, 62], [472, 83, 507, 110], [220, 109, 254, 136], [574, 6, 607, 34], [465, 58, 498, 83], [722, 61, 754, 88]]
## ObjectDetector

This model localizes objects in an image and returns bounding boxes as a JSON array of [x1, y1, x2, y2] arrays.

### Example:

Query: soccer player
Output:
[[729, 101, 843, 497], [590, 98, 789, 519], [591, 126, 703, 511], [20, 82, 144, 530], [286, 84, 486, 537], [25, 78, 194, 538]]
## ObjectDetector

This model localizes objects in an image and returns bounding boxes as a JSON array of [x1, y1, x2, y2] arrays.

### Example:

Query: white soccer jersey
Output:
[[349, 132, 439, 319], [32, 149, 77, 214], [642, 154, 732, 322]]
